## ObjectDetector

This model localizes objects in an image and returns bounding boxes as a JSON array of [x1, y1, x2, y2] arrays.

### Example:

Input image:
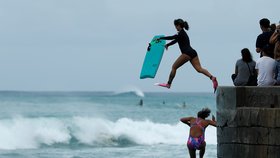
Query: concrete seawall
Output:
[[216, 87, 280, 158]]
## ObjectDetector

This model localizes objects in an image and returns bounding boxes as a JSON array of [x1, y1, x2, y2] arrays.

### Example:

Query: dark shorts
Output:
[[182, 49, 198, 59]]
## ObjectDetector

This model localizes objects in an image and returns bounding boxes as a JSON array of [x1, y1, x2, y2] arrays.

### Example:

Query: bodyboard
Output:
[[140, 35, 166, 79]]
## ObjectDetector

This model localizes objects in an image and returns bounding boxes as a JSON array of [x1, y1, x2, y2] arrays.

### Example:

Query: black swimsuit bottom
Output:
[[183, 49, 198, 59]]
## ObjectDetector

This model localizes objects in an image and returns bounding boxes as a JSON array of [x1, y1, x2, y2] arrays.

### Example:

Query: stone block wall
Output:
[[216, 87, 280, 158]]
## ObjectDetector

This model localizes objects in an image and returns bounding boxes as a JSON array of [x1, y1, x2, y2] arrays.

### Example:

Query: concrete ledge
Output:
[[217, 86, 280, 158], [218, 144, 280, 158], [217, 86, 280, 108]]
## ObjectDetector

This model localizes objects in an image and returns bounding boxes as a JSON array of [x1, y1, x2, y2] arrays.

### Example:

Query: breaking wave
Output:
[[113, 87, 145, 97], [0, 117, 216, 150]]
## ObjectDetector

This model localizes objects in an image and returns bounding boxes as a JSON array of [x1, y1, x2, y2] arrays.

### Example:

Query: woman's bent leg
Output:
[[167, 54, 190, 86], [190, 56, 218, 92], [190, 56, 212, 78]]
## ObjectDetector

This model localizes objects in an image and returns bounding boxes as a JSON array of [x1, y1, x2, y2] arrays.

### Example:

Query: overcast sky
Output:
[[0, 0, 279, 92]]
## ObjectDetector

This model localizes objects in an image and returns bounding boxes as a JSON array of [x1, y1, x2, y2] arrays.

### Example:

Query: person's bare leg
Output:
[[188, 147, 196, 158], [199, 142, 206, 158], [167, 54, 190, 87], [190, 56, 212, 78], [190, 56, 218, 92]]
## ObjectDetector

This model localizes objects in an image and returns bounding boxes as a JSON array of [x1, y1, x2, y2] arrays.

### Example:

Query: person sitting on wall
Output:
[[232, 48, 257, 86], [255, 45, 276, 86]]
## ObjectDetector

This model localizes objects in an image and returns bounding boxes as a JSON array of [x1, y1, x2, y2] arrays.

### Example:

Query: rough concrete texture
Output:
[[216, 87, 280, 158]]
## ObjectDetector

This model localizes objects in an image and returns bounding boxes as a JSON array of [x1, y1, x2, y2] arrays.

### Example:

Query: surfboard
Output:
[[140, 35, 166, 79]]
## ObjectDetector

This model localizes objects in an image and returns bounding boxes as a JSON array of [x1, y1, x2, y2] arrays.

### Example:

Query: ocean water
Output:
[[0, 90, 217, 158]]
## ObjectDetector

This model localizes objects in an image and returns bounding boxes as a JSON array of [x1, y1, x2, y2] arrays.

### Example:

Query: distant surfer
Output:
[[156, 19, 218, 93], [182, 101, 186, 108], [180, 108, 217, 158], [139, 99, 143, 106]]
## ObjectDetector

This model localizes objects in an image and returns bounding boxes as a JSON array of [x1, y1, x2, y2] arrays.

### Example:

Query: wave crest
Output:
[[113, 86, 145, 97], [0, 117, 216, 150]]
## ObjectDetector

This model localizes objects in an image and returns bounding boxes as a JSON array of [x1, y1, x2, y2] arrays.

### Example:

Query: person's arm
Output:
[[256, 35, 262, 53], [235, 64, 238, 75], [160, 34, 178, 40], [256, 69, 259, 75], [159, 34, 178, 49], [272, 61, 277, 80], [270, 32, 279, 44], [180, 117, 193, 126], [253, 65, 258, 75], [255, 62, 259, 75], [207, 115, 217, 127], [166, 39, 178, 48], [274, 61, 278, 79]]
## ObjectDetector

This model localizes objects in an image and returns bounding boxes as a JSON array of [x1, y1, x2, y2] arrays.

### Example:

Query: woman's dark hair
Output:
[[241, 48, 253, 63], [197, 108, 211, 119], [174, 19, 189, 30]]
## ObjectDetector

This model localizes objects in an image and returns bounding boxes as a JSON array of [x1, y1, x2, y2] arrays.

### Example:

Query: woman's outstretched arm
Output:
[[160, 34, 178, 40], [180, 117, 193, 126], [207, 115, 217, 127], [160, 35, 178, 48]]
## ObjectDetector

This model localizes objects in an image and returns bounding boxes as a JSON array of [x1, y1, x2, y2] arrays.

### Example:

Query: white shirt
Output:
[[255, 56, 276, 86]]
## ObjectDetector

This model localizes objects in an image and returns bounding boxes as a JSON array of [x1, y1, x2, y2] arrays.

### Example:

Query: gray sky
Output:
[[0, 0, 279, 92]]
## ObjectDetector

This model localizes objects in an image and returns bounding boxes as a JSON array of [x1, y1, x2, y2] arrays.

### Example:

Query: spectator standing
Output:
[[256, 18, 274, 58], [270, 24, 280, 85]]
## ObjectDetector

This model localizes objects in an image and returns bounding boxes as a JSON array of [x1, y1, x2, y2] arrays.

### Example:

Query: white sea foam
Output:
[[0, 117, 70, 150], [0, 117, 217, 150], [114, 86, 145, 97]]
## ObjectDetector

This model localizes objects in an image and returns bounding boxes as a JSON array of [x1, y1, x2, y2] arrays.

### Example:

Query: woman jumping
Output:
[[156, 19, 218, 92]]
